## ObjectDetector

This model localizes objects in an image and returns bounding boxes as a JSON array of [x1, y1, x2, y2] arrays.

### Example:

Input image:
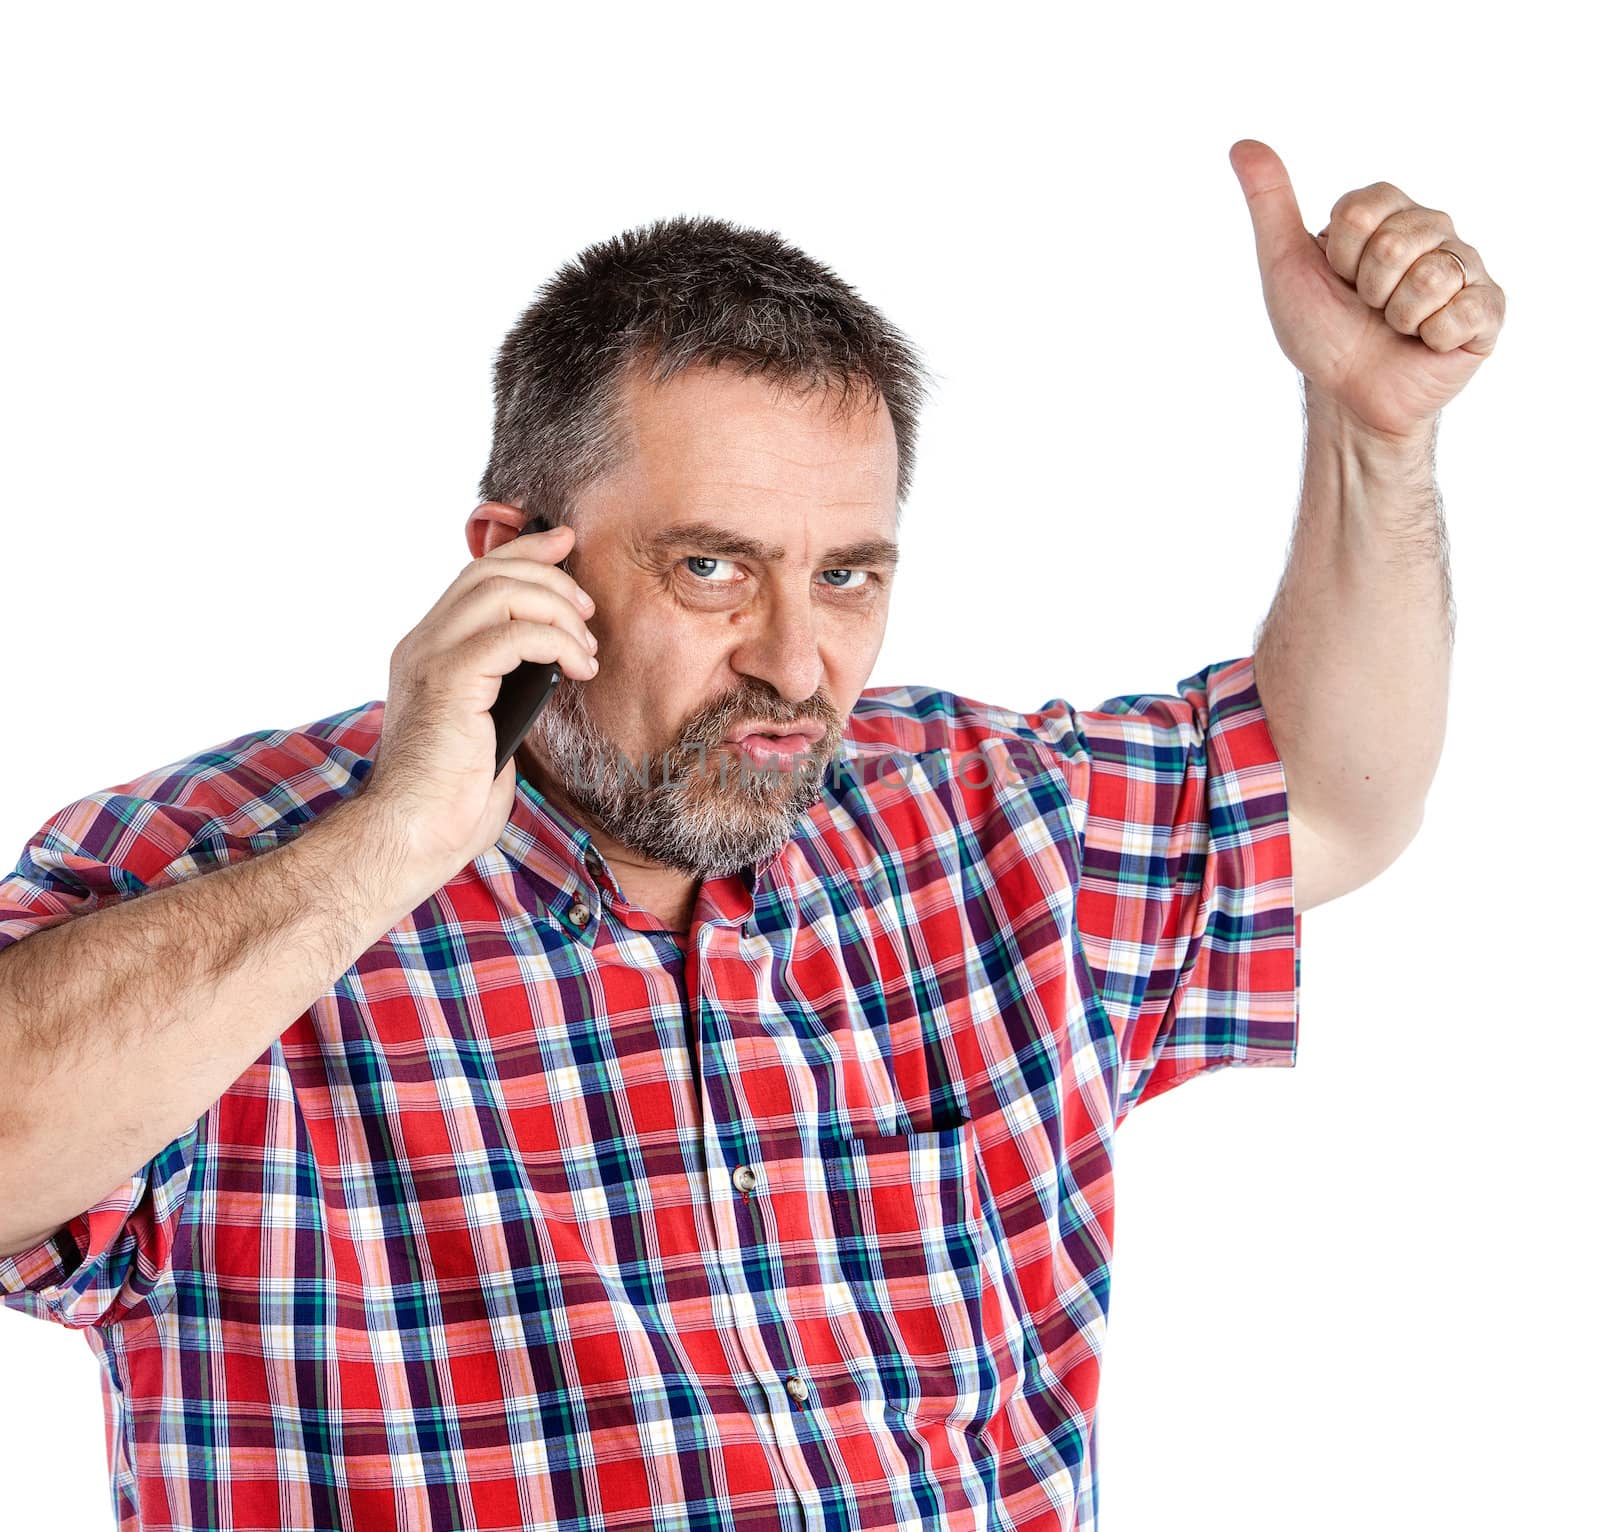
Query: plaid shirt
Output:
[[0, 653, 1299, 1532]]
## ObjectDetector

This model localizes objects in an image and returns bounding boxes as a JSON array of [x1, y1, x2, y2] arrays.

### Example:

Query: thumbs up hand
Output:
[[1228, 138, 1505, 443]]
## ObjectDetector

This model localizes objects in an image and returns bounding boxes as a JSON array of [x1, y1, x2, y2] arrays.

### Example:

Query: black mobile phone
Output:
[[488, 512, 570, 779]]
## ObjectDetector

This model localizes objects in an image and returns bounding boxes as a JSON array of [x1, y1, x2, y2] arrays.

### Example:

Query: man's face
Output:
[[524, 359, 900, 879]]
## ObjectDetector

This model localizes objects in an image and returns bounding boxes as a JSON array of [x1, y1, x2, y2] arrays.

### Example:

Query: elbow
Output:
[[1357, 807, 1427, 887]]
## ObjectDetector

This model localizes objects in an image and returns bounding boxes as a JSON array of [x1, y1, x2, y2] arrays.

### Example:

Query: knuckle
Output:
[[1339, 198, 1384, 237], [1369, 228, 1409, 266]]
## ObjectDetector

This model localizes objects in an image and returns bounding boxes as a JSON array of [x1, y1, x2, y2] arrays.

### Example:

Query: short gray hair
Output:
[[477, 214, 934, 529]]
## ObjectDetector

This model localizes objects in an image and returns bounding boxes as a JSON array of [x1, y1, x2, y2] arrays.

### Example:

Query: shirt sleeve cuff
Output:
[[0, 1212, 89, 1305]]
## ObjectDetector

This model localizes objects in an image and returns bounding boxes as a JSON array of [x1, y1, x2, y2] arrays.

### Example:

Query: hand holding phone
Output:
[[360, 514, 598, 885]]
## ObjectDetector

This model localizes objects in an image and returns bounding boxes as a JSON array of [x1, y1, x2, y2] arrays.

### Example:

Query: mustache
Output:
[[572, 735, 834, 790], [539, 679, 839, 789], [594, 681, 842, 754]]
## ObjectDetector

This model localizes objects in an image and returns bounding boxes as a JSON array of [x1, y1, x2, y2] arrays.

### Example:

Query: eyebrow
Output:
[[643, 519, 900, 570]]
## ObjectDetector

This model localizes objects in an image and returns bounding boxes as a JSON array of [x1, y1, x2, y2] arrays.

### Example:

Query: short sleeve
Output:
[[0, 787, 228, 958], [1054, 654, 1300, 1125], [0, 1119, 205, 1330], [0, 789, 225, 1328]]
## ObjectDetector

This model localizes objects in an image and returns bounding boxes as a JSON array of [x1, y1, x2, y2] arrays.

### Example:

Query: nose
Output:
[[727, 583, 826, 705]]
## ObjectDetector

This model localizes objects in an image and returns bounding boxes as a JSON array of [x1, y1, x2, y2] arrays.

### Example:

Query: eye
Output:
[[681, 556, 741, 583], [818, 568, 871, 591]]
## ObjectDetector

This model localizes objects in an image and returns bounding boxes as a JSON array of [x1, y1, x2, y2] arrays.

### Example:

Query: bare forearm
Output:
[[0, 791, 438, 1255], [1253, 383, 1454, 857]]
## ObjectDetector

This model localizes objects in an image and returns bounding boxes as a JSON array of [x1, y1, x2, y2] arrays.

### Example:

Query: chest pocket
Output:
[[820, 1105, 998, 1426]]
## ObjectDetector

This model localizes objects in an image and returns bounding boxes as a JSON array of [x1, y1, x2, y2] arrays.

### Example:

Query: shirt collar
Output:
[[492, 763, 792, 943]]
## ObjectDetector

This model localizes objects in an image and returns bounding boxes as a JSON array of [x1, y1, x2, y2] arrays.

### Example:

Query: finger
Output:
[[445, 575, 597, 661], [478, 554, 596, 615], [1355, 205, 1456, 311], [1322, 180, 1421, 286], [1417, 276, 1505, 357], [1229, 139, 1310, 274], [478, 575, 598, 653], [1383, 237, 1477, 337], [480, 518, 576, 553], [477, 619, 599, 685], [483, 519, 575, 559], [458, 535, 594, 612]]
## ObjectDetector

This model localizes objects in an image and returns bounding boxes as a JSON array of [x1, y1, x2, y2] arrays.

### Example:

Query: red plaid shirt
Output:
[[0, 654, 1299, 1531]]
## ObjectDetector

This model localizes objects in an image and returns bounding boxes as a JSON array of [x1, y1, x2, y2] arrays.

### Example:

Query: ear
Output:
[[465, 499, 527, 558]]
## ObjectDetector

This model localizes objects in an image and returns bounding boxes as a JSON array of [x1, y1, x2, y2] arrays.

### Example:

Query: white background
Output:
[[1, 3, 1592, 1528]]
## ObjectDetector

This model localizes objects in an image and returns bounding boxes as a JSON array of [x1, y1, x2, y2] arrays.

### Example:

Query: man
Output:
[[0, 139, 1501, 1531]]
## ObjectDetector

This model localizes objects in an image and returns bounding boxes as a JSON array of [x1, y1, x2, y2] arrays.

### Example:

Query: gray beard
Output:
[[528, 676, 830, 880]]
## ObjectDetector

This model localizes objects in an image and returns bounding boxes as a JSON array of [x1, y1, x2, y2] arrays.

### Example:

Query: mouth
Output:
[[720, 722, 826, 762], [723, 722, 826, 744]]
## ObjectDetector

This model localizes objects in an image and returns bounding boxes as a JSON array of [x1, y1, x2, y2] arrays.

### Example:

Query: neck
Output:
[[515, 742, 701, 929]]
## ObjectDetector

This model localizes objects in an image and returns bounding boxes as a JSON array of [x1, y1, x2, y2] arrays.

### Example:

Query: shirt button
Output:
[[569, 900, 591, 928], [732, 1165, 758, 1194], [784, 1375, 809, 1404]]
